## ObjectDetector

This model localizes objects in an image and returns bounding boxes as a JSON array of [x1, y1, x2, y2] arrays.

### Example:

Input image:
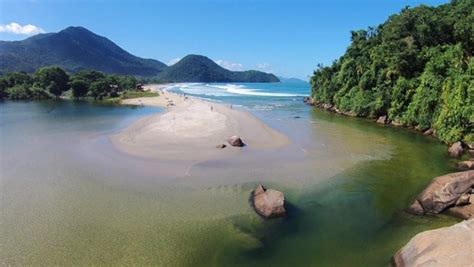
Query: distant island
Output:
[[0, 26, 279, 83], [309, 0, 473, 145]]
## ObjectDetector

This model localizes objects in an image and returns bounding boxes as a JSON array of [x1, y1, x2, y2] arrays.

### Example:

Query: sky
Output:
[[0, 0, 447, 80]]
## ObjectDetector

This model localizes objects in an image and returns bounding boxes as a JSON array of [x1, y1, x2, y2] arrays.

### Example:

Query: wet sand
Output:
[[111, 85, 289, 162]]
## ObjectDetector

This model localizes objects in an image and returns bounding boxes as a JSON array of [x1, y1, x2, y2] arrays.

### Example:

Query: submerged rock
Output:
[[448, 141, 464, 157], [407, 170, 474, 215], [251, 184, 285, 218], [376, 115, 387, 124], [216, 144, 227, 149], [392, 219, 474, 267], [457, 160, 474, 170], [227, 135, 245, 147]]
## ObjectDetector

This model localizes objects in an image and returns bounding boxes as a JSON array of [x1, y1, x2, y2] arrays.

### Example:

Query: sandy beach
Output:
[[111, 84, 289, 161]]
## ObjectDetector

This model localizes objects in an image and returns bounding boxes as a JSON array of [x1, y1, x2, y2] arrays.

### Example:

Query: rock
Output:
[[448, 141, 464, 157], [216, 144, 226, 149], [251, 184, 286, 218], [254, 184, 265, 195], [455, 193, 471, 206], [303, 97, 315, 105], [467, 143, 474, 150], [468, 150, 474, 157], [322, 103, 333, 110], [392, 219, 474, 267], [391, 120, 403, 127], [376, 115, 387, 124], [457, 160, 474, 170], [406, 170, 474, 215], [423, 128, 434, 136], [407, 199, 425, 215], [227, 136, 245, 147], [447, 201, 474, 220]]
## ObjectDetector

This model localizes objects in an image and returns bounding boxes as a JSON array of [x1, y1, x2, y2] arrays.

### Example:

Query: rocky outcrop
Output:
[[392, 219, 474, 267], [376, 115, 387, 124], [457, 160, 474, 170], [407, 170, 474, 215], [251, 184, 286, 218], [227, 136, 245, 147], [448, 141, 464, 157]]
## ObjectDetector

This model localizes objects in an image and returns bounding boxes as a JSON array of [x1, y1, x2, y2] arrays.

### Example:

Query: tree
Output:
[[34, 67, 70, 97], [89, 80, 110, 100], [70, 79, 88, 99]]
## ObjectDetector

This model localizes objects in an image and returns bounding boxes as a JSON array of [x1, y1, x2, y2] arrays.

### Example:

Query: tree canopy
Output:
[[310, 0, 473, 144], [0, 67, 140, 101]]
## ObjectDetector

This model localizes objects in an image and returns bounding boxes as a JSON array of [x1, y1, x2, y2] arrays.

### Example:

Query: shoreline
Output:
[[110, 84, 289, 162]]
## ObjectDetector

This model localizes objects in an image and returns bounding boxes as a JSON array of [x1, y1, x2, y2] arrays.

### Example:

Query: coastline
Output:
[[111, 84, 289, 161]]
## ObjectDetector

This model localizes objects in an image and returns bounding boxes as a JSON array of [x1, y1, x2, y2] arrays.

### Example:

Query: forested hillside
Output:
[[157, 55, 280, 83], [310, 0, 473, 144], [0, 26, 167, 76]]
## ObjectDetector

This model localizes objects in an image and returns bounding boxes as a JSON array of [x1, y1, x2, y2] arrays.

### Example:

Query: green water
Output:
[[0, 100, 459, 266]]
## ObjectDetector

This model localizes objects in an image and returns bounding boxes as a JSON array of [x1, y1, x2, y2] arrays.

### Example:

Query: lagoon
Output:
[[0, 83, 459, 266]]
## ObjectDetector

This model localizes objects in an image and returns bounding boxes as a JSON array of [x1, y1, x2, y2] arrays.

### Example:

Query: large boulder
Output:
[[448, 141, 464, 157], [227, 135, 245, 147], [407, 170, 474, 215], [251, 184, 286, 218], [392, 219, 474, 267]]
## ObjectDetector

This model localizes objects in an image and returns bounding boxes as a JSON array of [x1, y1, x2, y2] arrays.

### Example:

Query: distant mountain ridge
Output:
[[0, 26, 167, 76], [158, 55, 279, 83], [0, 26, 279, 82]]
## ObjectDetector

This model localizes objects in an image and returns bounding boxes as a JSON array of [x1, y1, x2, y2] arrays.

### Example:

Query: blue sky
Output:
[[0, 0, 447, 80]]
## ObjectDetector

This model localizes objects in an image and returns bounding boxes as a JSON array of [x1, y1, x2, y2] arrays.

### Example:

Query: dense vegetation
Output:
[[0, 26, 167, 76], [310, 0, 473, 144], [157, 55, 280, 83], [0, 66, 155, 101]]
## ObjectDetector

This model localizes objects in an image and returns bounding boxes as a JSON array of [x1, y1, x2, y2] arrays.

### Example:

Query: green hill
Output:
[[0, 26, 167, 76], [310, 0, 473, 144], [157, 55, 280, 83]]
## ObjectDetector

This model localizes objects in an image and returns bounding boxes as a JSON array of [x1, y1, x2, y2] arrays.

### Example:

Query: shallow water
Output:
[[0, 85, 460, 266]]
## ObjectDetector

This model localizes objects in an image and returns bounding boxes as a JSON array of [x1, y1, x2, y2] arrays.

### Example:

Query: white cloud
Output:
[[215, 60, 244, 71], [167, 57, 181, 66], [255, 62, 273, 72], [0, 22, 45, 35]]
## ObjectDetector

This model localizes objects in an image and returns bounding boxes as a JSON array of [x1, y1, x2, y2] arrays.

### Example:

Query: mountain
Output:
[[157, 55, 280, 83], [0, 26, 167, 76], [278, 77, 308, 83]]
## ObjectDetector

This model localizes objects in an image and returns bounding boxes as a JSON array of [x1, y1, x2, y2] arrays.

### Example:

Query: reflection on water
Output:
[[0, 98, 458, 266]]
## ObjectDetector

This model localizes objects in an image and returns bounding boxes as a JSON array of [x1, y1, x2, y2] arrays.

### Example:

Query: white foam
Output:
[[174, 83, 304, 98], [214, 84, 303, 97]]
